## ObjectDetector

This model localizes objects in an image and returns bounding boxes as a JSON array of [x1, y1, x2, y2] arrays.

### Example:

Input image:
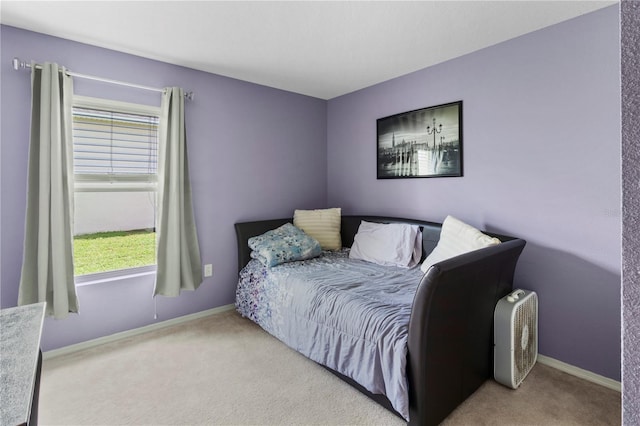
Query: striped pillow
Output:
[[293, 208, 342, 250]]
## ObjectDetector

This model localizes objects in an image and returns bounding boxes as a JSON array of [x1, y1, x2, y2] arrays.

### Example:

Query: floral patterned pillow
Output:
[[249, 223, 322, 267]]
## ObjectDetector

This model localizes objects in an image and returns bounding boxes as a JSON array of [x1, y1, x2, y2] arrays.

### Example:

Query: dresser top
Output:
[[1, 302, 45, 426]]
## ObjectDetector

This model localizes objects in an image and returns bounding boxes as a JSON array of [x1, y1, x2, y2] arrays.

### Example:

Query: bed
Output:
[[235, 215, 526, 426]]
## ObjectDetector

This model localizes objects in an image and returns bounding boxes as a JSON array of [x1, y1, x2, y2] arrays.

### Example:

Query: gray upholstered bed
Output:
[[234, 215, 526, 426]]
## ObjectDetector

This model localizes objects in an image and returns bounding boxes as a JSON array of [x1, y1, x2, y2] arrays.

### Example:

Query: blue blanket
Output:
[[236, 250, 423, 420]]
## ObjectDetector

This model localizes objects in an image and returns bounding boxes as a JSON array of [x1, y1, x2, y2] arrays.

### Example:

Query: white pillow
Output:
[[293, 208, 342, 250], [349, 221, 423, 268], [420, 215, 501, 273]]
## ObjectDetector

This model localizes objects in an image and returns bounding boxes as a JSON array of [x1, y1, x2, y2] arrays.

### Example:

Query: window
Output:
[[72, 96, 160, 278]]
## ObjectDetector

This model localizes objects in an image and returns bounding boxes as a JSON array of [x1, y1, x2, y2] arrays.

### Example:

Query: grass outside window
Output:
[[74, 229, 156, 276]]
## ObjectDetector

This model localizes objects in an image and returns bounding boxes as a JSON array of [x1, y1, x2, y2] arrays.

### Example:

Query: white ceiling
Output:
[[0, 1, 616, 100]]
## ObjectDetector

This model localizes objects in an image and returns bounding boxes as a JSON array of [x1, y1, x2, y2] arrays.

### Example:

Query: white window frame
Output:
[[72, 95, 161, 285]]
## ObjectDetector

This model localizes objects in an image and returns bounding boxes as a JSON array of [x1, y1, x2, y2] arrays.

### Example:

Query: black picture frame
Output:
[[377, 101, 463, 179]]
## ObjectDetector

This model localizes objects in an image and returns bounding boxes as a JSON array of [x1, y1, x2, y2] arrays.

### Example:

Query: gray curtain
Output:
[[154, 87, 203, 297], [18, 62, 78, 319]]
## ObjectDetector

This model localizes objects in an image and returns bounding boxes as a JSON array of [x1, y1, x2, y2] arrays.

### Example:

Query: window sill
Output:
[[75, 265, 156, 287]]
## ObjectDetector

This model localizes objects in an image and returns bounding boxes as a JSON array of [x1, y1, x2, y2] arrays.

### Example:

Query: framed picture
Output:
[[377, 100, 463, 179]]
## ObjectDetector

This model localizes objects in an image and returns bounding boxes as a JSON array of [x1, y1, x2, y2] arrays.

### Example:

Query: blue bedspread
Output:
[[235, 250, 423, 420]]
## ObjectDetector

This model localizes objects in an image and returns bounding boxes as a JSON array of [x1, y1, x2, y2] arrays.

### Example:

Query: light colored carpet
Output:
[[39, 310, 620, 425]]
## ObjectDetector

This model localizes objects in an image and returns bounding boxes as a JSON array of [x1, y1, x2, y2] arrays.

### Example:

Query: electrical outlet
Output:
[[204, 264, 213, 277]]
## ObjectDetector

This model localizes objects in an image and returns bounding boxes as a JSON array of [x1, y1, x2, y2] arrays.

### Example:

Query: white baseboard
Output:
[[43, 304, 235, 360], [537, 354, 621, 392]]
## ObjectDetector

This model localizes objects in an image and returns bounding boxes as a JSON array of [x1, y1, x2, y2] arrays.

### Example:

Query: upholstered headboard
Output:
[[234, 215, 514, 272]]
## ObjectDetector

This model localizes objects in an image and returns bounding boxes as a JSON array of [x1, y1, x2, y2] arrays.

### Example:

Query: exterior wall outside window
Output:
[[74, 192, 155, 235]]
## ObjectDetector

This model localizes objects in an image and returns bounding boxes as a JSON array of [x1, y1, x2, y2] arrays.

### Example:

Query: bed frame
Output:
[[235, 215, 526, 426]]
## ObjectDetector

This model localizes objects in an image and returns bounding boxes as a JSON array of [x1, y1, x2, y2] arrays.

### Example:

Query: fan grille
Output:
[[513, 294, 537, 385]]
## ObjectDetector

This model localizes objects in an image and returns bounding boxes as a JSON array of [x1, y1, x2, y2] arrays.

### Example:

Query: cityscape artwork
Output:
[[377, 101, 462, 179]]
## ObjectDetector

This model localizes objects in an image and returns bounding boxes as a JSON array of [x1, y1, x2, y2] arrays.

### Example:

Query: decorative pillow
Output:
[[349, 221, 423, 268], [293, 208, 342, 250], [248, 223, 321, 267], [420, 215, 501, 273]]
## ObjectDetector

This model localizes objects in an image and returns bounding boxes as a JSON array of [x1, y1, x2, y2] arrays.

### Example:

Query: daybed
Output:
[[235, 215, 526, 426]]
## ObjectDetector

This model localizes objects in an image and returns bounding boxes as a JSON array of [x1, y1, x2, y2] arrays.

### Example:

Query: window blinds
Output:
[[72, 106, 159, 192]]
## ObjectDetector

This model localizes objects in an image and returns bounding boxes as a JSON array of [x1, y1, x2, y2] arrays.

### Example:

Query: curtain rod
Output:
[[12, 57, 194, 101]]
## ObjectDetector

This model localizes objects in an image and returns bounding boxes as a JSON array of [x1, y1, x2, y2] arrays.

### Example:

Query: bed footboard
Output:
[[407, 239, 526, 426]]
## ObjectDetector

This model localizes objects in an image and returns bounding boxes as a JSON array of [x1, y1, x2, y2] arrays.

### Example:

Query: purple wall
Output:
[[327, 6, 621, 380], [0, 25, 327, 350]]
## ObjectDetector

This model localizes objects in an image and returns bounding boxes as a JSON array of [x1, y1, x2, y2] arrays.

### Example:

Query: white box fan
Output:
[[494, 289, 538, 389]]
